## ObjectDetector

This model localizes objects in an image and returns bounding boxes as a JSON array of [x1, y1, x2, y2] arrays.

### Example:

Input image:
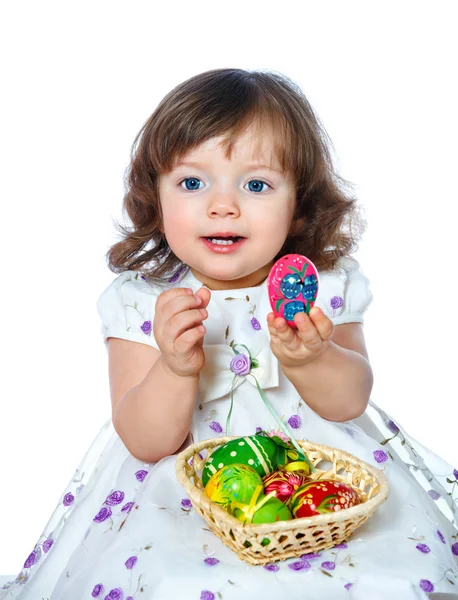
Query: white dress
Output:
[[2, 257, 457, 600]]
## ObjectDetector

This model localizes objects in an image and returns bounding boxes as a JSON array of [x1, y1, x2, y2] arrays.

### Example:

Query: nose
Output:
[[207, 190, 241, 218]]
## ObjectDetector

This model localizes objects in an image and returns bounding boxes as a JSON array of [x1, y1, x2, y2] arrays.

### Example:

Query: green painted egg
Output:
[[234, 496, 292, 524], [204, 463, 263, 508], [202, 435, 280, 486]]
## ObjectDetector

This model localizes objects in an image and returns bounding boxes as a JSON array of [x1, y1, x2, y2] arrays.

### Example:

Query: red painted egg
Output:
[[290, 480, 360, 518], [263, 468, 310, 504]]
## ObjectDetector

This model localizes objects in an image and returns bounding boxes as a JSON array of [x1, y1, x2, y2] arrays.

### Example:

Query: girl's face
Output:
[[158, 126, 297, 290]]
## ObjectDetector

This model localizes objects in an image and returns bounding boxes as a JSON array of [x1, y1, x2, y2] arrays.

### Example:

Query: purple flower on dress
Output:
[[330, 296, 344, 310], [141, 320, 152, 335], [93, 506, 112, 523], [135, 470, 148, 482], [63, 493, 74, 506], [121, 502, 135, 513], [140, 276, 146, 281], [106, 490, 125, 506], [452, 542, 458, 556], [288, 414, 301, 429], [264, 564, 280, 572], [200, 592, 215, 600], [92, 583, 104, 597], [126, 597, 134, 600], [344, 583, 353, 590], [209, 421, 223, 434], [230, 354, 251, 376], [334, 542, 348, 549], [437, 530, 446, 544], [204, 557, 219, 566], [419, 579, 434, 593], [23, 551, 38, 569], [255, 427, 263, 434], [42, 539, 54, 553], [387, 420, 400, 433], [321, 561, 336, 570], [301, 552, 321, 560], [373, 450, 388, 463], [453, 468, 458, 480], [181, 498, 192, 509], [251, 317, 261, 331], [428, 490, 440, 500], [416, 543, 430, 554], [289, 560, 310, 571], [125, 556, 137, 569], [105, 588, 123, 599]]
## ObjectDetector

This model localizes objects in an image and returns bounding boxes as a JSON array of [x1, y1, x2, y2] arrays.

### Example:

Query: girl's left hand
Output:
[[266, 307, 334, 369]]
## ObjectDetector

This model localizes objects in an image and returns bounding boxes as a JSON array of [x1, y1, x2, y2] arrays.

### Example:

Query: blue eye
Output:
[[180, 177, 203, 191], [178, 178, 272, 193]]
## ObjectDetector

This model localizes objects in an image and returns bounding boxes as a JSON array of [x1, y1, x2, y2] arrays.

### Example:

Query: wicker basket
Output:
[[176, 436, 390, 565]]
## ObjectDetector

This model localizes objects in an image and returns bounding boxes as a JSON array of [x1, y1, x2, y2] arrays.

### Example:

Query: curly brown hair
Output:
[[107, 68, 366, 284]]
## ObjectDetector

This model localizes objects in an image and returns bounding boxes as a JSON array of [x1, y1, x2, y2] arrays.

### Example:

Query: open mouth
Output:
[[201, 235, 247, 253], [204, 236, 244, 245]]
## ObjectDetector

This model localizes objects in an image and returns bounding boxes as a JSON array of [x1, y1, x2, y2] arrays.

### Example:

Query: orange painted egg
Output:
[[290, 480, 360, 518], [262, 468, 310, 504]]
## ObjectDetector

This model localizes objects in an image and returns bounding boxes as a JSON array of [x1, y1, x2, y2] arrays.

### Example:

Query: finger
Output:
[[160, 291, 203, 325], [309, 307, 334, 341], [166, 307, 208, 344], [294, 311, 323, 347], [155, 286, 194, 312], [174, 323, 206, 354], [272, 315, 297, 344]]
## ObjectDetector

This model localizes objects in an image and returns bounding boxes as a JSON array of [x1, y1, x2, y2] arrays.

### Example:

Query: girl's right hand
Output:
[[153, 286, 211, 378]]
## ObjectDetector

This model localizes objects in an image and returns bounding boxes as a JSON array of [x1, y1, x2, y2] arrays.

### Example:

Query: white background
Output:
[[1, 0, 457, 577]]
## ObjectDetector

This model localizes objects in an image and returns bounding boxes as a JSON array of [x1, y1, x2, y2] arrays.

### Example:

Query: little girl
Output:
[[2, 68, 457, 600]]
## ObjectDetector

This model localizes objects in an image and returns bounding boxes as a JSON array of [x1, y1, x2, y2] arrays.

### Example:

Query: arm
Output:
[[108, 338, 198, 463], [281, 322, 373, 422]]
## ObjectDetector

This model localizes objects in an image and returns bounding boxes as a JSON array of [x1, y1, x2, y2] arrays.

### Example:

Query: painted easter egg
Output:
[[290, 480, 361, 518], [204, 463, 263, 508], [202, 435, 281, 487], [263, 468, 311, 504], [233, 496, 292, 524], [267, 254, 320, 328]]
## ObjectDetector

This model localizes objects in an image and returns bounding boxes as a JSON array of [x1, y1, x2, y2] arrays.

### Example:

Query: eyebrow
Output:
[[175, 159, 281, 172]]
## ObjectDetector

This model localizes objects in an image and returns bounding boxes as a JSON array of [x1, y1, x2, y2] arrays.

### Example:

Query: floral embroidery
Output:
[[288, 414, 301, 429], [200, 591, 215, 600], [204, 557, 219, 566], [210, 421, 223, 434], [135, 470, 148, 482], [91, 583, 104, 597], [106, 490, 125, 506], [437, 530, 446, 543], [93, 507, 112, 523], [23, 550, 39, 569], [452, 543, 458, 556], [419, 579, 434, 592], [330, 296, 344, 310], [181, 498, 192, 509], [42, 538, 54, 553], [288, 560, 310, 571], [428, 490, 441, 500], [63, 492, 74, 506], [373, 450, 388, 463], [141, 320, 152, 335], [321, 561, 336, 570], [264, 563, 280, 572], [125, 555, 138, 569], [416, 543, 431, 554], [121, 502, 135, 513]]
